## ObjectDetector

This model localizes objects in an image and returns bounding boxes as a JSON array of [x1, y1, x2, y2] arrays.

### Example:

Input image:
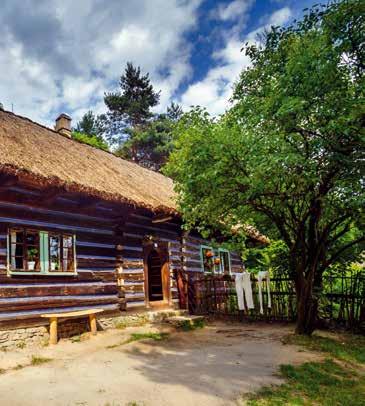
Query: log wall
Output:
[[0, 183, 245, 325], [0, 194, 120, 326], [119, 212, 182, 310], [182, 232, 243, 273]]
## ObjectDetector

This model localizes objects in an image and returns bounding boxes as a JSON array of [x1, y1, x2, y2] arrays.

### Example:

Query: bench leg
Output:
[[89, 314, 97, 335], [50, 317, 58, 345]]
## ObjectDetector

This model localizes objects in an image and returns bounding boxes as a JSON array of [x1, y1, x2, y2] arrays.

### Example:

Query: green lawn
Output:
[[244, 332, 365, 406]]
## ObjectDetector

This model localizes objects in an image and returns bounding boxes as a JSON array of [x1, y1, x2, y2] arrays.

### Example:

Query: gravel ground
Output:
[[0, 321, 320, 406]]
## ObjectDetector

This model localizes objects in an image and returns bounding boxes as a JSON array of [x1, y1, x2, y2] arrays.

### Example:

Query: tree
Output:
[[72, 131, 109, 152], [165, 1, 365, 335], [115, 102, 183, 171], [75, 111, 104, 137], [167, 102, 183, 121], [103, 62, 160, 146], [73, 111, 109, 151]]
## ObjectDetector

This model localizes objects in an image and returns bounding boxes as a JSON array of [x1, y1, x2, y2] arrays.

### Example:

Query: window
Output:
[[200, 245, 216, 273], [8, 229, 76, 274], [218, 249, 231, 274], [200, 245, 232, 274]]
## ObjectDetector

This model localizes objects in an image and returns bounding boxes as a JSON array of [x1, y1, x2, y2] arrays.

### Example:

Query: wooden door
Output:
[[147, 249, 163, 302], [143, 241, 171, 308]]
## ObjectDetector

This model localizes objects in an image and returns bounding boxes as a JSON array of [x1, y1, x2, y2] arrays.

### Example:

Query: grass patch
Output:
[[125, 332, 170, 344], [106, 332, 170, 349], [245, 359, 365, 406], [245, 332, 365, 405], [179, 319, 205, 331], [282, 333, 365, 364], [30, 355, 52, 366], [13, 364, 25, 370], [0, 368, 5, 374]]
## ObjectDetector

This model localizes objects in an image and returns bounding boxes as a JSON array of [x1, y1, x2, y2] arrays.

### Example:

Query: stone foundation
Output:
[[0, 309, 186, 350]]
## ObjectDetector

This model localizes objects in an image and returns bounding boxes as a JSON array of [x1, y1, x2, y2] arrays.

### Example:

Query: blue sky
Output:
[[0, 0, 316, 127]]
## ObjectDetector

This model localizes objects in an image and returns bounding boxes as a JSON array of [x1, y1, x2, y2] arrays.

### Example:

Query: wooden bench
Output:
[[41, 308, 104, 345]]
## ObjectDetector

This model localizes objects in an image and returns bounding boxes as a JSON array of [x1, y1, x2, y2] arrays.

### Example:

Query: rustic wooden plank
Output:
[[0, 303, 119, 321], [0, 216, 114, 235]]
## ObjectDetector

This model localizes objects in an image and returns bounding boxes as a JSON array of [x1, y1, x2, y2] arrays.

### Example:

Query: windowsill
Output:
[[8, 270, 78, 276]]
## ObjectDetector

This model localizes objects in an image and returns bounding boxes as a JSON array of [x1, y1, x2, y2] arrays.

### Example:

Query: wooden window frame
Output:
[[7, 228, 77, 276], [200, 245, 217, 274], [218, 248, 231, 274]]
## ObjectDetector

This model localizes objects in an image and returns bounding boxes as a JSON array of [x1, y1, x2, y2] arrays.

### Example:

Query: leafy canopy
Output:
[[165, 0, 365, 320], [72, 131, 109, 152], [166, 0, 364, 252]]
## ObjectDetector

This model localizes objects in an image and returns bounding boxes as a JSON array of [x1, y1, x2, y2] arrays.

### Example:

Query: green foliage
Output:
[[72, 131, 109, 151], [165, 1, 365, 334], [246, 359, 365, 406], [126, 332, 170, 343], [244, 240, 289, 276], [75, 110, 104, 137], [247, 331, 365, 405], [30, 355, 52, 366], [178, 318, 205, 331], [103, 62, 160, 145], [282, 333, 365, 364], [115, 103, 182, 171], [106, 332, 170, 349]]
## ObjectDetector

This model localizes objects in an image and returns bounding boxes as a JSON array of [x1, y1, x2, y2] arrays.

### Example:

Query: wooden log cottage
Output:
[[0, 110, 251, 340]]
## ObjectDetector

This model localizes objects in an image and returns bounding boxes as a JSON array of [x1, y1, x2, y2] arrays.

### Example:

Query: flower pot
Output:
[[28, 261, 35, 271]]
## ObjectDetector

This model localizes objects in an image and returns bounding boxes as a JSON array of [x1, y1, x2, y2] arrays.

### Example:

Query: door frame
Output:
[[142, 236, 171, 308]]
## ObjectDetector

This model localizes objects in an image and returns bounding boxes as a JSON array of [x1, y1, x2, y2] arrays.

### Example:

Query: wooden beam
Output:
[[152, 214, 173, 224], [0, 174, 18, 189]]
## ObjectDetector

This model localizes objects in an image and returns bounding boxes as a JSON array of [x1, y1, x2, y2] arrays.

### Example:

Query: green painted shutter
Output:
[[40, 232, 49, 273]]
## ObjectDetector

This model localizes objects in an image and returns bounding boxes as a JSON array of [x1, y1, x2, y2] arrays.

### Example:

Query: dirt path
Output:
[[0, 322, 320, 406]]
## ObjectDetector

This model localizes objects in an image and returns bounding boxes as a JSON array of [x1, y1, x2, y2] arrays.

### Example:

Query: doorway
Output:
[[143, 240, 171, 308], [147, 249, 163, 302]]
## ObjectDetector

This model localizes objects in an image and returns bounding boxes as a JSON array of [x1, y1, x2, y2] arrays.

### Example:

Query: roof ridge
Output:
[[0, 109, 172, 181]]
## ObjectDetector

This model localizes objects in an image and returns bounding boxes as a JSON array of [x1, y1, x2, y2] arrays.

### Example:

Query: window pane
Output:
[[27, 245, 40, 271], [219, 251, 230, 274], [26, 232, 37, 246], [62, 236, 74, 271], [11, 230, 24, 270], [11, 230, 23, 244], [26, 231, 40, 271], [50, 235, 61, 271]]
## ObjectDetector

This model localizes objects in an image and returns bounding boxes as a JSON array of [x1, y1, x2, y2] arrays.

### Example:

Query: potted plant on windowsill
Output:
[[27, 248, 38, 271], [204, 250, 215, 275], [51, 260, 61, 271]]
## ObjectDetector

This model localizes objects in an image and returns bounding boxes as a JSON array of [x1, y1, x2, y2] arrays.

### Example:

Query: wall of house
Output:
[[0, 189, 120, 327], [0, 183, 244, 328], [182, 232, 243, 274], [119, 211, 182, 310]]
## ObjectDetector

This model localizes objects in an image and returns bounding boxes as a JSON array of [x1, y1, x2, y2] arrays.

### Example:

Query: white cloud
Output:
[[215, 0, 254, 22], [180, 6, 293, 116], [0, 0, 201, 126], [0, 1, 294, 126], [269, 6, 292, 26]]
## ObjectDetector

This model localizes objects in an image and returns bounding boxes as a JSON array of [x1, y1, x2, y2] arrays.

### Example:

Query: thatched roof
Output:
[[0, 110, 268, 243], [0, 110, 177, 213]]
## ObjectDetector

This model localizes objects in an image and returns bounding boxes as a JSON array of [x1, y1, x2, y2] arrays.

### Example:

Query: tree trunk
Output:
[[294, 262, 323, 335], [295, 285, 318, 335]]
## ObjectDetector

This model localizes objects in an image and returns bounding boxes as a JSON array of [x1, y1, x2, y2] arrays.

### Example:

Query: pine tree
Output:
[[115, 102, 183, 171], [103, 62, 160, 146], [73, 111, 109, 151], [75, 111, 104, 137]]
